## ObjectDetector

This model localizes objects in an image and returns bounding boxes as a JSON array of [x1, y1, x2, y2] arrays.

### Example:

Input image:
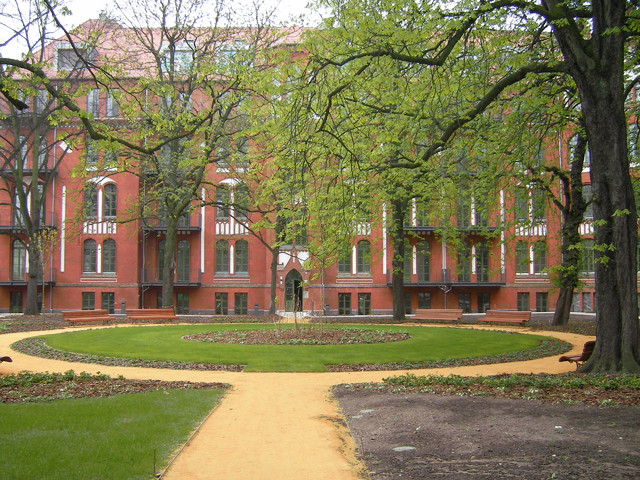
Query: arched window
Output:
[[102, 239, 116, 273], [417, 241, 430, 282], [83, 239, 97, 273], [215, 240, 229, 274], [356, 240, 370, 274], [235, 185, 250, 220], [177, 240, 190, 282], [103, 184, 117, 219], [235, 240, 248, 273]]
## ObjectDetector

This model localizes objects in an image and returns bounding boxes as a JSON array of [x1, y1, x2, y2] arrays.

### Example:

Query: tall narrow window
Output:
[[476, 242, 489, 282], [82, 292, 95, 310], [514, 188, 528, 222], [177, 240, 190, 282], [158, 240, 165, 281], [216, 185, 230, 219], [101, 292, 115, 313], [215, 292, 228, 314], [582, 184, 593, 220], [176, 292, 190, 314], [84, 183, 98, 219], [102, 239, 116, 273], [83, 239, 97, 273], [11, 240, 26, 281], [338, 293, 351, 315], [356, 240, 371, 274], [515, 241, 529, 274], [337, 249, 351, 275], [87, 88, 100, 117], [103, 184, 117, 219], [235, 240, 248, 274], [215, 240, 229, 274], [457, 241, 471, 282], [105, 89, 119, 118], [357, 293, 371, 315], [417, 241, 430, 282], [403, 240, 412, 282], [234, 293, 248, 314], [517, 292, 530, 312], [235, 185, 250, 220], [85, 138, 98, 166], [531, 189, 546, 222], [458, 292, 471, 313], [581, 239, 595, 273], [533, 240, 547, 273]]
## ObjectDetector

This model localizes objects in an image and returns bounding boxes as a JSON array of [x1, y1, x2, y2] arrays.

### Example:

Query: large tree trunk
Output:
[[269, 246, 279, 314], [24, 246, 41, 315], [161, 217, 178, 309], [550, 0, 639, 372], [390, 199, 407, 321]]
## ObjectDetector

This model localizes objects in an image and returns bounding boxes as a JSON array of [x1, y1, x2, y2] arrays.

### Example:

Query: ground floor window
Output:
[[517, 292, 530, 312], [404, 293, 412, 314], [234, 293, 248, 315], [215, 292, 228, 315], [536, 292, 548, 312], [176, 292, 189, 314], [82, 292, 95, 310], [417, 292, 431, 309], [9, 291, 23, 313], [101, 292, 115, 314], [358, 293, 371, 315], [338, 293, 351, 315], [458, 292, 471, 313], [477, 292, 490, 313], [582, 292, 592, 312]]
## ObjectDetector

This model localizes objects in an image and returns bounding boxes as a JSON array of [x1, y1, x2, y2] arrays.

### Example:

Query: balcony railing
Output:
[[0, 267, 57, 285], [395, 268, 506, 287], [0, 210, 58, 231], [140, 268, 202, 286], [142, 214, 202, 233]]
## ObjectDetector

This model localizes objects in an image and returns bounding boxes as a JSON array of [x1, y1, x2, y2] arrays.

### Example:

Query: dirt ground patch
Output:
[[333, 387, 640, 480]]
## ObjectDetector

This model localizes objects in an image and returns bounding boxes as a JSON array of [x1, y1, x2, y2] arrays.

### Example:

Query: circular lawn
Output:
[[37, 324, 556, 372]]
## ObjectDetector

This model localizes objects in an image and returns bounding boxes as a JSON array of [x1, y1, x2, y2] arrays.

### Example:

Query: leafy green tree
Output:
[[305, 0, 639, 372]]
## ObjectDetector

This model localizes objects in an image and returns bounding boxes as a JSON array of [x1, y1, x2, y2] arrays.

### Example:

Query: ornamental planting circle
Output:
[[34, 324, 562, 373]]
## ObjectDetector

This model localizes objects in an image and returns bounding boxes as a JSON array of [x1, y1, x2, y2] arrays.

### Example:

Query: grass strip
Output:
[[0, 377, 225, 480]]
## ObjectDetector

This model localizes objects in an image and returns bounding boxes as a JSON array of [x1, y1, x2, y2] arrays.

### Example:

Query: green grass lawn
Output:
[[41, 324, 548, 372], [0, 388, 225, 480]]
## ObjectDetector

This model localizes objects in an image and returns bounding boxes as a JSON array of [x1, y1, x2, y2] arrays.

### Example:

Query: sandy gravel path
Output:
[[0, 326, 591, 480]]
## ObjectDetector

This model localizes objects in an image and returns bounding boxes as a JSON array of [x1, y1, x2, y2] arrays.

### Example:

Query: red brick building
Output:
[[1, 21, 623, 316]]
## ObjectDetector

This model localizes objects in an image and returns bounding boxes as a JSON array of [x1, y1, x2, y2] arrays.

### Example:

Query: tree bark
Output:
[[390, 199, 407, 321], [549, 0, 640, 371], [24, 246, 41, 315], [269, 246, 279, 314], [161, 216, 178, 309]]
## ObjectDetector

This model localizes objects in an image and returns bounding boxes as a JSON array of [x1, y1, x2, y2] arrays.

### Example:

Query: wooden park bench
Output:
[[478, 310, 531, 326], [125, 308, 178, 322], [559, 340, 596, 369], [0, 356, 12, 363], [62, 309, 112, 326], [413, 308, 463, 322]]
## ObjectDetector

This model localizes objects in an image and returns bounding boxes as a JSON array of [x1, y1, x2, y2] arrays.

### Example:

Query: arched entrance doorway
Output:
[[285, 270, 303, 312]]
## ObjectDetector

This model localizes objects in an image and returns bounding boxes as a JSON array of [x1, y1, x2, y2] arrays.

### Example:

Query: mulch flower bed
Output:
[[183, 328, 410, 345]]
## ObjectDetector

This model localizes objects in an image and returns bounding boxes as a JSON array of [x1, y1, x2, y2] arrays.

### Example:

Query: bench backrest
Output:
[[63, 309, 108, 317], [582, 341, 596, 359], [485, 310, 531, 319]]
